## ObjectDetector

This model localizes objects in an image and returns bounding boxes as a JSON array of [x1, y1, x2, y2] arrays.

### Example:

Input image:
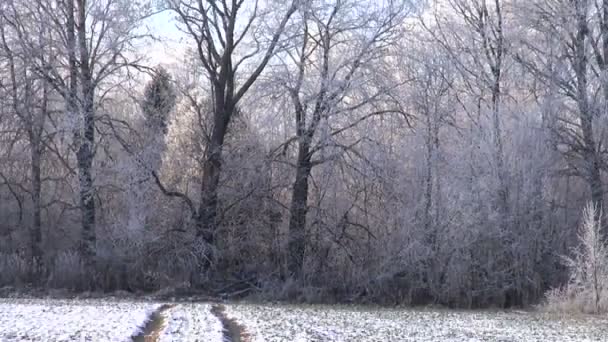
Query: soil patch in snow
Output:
[[132, 304, 174, 342], [211, 304, 250, 342]]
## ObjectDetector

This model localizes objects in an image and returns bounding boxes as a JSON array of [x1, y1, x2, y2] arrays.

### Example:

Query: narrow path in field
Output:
[[132, 304, 174, 342], [211, 304, 250, 342]]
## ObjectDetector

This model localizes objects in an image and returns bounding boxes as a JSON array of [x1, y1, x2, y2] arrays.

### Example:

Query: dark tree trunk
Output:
[[167, 1, 297, 281], [573, 1, 605, 237], [196, 97, 232, 247], [30, 135, 43, 269], [0, 18, 45, 269], [76, 116, 96, 272], [287, 141, 312, 277], [30, 78, 49, 273], [192, 94, 233, 285], [75, 0, 96, 274], [597, 0, 608, 239], [197, 130, 225, 245], [423, 109, 434, 235], [581, 113, 604, 230], [423, 106, 442, 249], [491, 79, 509, 225]]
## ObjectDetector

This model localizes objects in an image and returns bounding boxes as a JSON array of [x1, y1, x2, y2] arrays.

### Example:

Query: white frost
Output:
[[158, 303, 224, 342], [223, 303, 608, 342], [5, 299, 608, 341], [0, 298, 159, 342]]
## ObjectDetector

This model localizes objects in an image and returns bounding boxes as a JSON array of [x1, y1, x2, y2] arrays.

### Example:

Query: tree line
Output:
[[0, 0, 606, 308]]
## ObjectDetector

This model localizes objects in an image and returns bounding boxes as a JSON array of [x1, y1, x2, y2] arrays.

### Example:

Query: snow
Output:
[[0, 298, 159, 342], [158, 303, 224, 342], [223, 304, 608, 341], [3, 299, 608, 341]]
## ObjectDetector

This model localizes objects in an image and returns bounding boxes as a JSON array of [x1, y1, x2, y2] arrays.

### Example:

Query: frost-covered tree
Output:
[[0, 0, 602, 305], [272, 0, 410, 278], [143, 68, 176, 145], [2, 0, 153, 280], [163, 0, 300, 275], [569, 204, 608, 312], [517, 0, 607, 237], [127, 67, 176, 233], [546, 203, 608, 313], [0, 9, 51, 271]]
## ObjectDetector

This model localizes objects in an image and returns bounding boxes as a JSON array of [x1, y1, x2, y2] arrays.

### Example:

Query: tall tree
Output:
[[274, 0, 408, 277], [518, 0, 606, 236], [3, 0, 151, 278], [128, 67, 176, 232], [0, 9, 50, 270], [166, 0, 298, 257], [427, 0, 510, 232]]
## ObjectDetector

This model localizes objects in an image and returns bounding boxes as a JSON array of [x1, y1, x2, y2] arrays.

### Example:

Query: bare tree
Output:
[[0, 0, 601, 308], [271, 0, 409, 277], [404, 43, 457, 298], [0, 10, 50, 270], [126, 67, 176, 233], [425, 0, 511, 232], [165, 0, 299, 259], [3, 0, 151, 278], [546, 203, 608, 313], [517, 0, 607, 236]]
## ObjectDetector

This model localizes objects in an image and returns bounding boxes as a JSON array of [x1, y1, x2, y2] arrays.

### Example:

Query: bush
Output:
[[47, 251, 87, 290], [0, 253, 29, 286], [543, 203, 608, 314]]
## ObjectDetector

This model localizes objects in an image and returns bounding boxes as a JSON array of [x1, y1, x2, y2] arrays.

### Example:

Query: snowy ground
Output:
[[0, 298, 159, 342], [158, 303, 223, 342], [223, 303, 608, 342], [2, 299, 608, 341]]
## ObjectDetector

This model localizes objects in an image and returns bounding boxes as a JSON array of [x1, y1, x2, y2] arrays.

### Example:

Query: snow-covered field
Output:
[[223, 303, 608, 342], [159, 303, 223, 342], [2, 299, 608, 341], [0, 298, 159, 342]]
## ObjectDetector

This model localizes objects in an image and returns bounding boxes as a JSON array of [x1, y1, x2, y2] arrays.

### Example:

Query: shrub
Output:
[[544, 203, 608, 314], [0, 253, 29, 286], [47, 251, 87, 290]]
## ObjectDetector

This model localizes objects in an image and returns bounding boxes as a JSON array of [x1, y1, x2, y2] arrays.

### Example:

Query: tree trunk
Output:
[[76, 116, 96, 273], [492, 79, 509, 225], [30, 136, 43, 270], [423, 107, 437, 253], [581, 115, 604, 231], [287, 141, 312, 277], [193, 94, 232, 285], [598, 0, 608, 239], [574, 1, 605, 237], [197, 140, 223, 245], [76, 0, 96, 274], [197, 100, 231, 246], [433, 120, 442, 236], [0, 16, 44, 269]]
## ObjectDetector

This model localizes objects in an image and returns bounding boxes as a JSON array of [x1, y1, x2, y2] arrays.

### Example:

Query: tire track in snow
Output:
[[211, 304, 250, 342], [132, 304, 174, 342]]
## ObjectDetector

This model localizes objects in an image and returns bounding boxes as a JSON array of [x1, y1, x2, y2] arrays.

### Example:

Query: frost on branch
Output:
[[545, 203, 608, 314]]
